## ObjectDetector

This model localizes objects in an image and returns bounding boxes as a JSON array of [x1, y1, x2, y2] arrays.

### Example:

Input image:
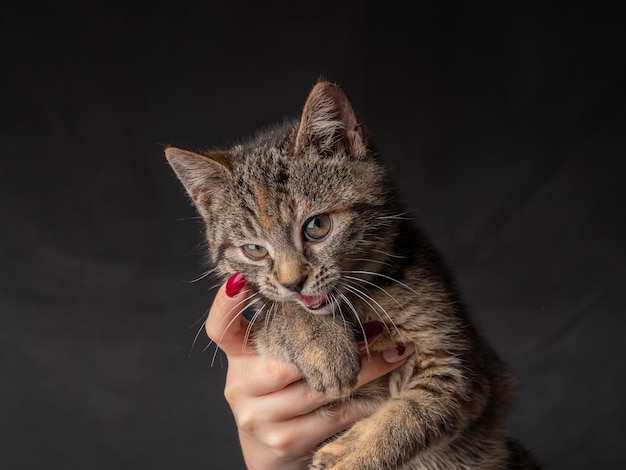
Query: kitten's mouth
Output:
[[298, 294, 329, 311]]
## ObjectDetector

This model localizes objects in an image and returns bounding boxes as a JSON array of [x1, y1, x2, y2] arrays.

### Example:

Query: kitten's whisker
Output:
[[347, 258, 394, 268], [351, 239, 407, 259], [190, 315, 210, 358], [377, 212, 413, 221], [187, 267, 219, 284], [341, 283, 400, 337], [213, 289, 257, 332], [343, 275, 405, 310], [260, 301, 279, 339], [339, 292, 371, 361], [187, 305, 213, 331], [202, 338, 215, 353], [208, 280, 225, 291], [207, 341, 225, 369], [210, 292, 261, 367], [342, 284, 389, 334], [330, 293, 342, 328], [331, 292, 349, 333], [343, 270, 419, 295], [270, 302, 279, 327], [238, 301, 271, 385], [188, 301, 218, 357], [243, 300, 270, 353], [209, 341, 221, 368], [371, 249, 407, 260]]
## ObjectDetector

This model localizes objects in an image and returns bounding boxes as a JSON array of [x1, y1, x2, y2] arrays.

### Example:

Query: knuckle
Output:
[[223, 382, 237, 405], [235, 408, 258, 434], [223, 374, 245, 406], [261, 357, 298, 385], [204, 319, 220, 342], [264, 430, 299, 458]]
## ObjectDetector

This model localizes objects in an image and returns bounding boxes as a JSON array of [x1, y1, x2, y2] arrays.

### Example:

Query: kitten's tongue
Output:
[[298, 294, 328, 310]]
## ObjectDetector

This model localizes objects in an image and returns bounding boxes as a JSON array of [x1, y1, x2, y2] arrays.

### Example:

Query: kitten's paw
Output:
[[310, 423, 392, 470], [256, 302, 362, 400], [309, 440, 353, 470], [299, 346, 361, 400]]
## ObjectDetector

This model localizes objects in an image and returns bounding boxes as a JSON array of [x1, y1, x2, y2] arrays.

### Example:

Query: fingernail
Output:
[[382, 343, 415, 363], [355, 321, 384, 342], [225, 273, 246, 297]]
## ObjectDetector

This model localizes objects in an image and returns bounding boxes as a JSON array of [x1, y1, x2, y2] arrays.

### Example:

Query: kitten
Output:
[[165, 80, 538, 469]]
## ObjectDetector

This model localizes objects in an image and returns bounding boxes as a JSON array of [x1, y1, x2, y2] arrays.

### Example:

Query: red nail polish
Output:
[[225, 273, 246, 297]]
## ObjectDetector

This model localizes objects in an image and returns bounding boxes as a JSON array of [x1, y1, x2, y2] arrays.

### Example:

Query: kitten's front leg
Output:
[[309, 352, 478, 470], [254, 302, 361, 400], [310, 392, 424, 470]]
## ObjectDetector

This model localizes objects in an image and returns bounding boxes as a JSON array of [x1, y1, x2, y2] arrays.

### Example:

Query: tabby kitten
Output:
[[165, 80, 537, 469]]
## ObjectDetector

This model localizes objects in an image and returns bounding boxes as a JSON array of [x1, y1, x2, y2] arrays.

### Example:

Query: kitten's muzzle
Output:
[[298, 294, 329, 310]]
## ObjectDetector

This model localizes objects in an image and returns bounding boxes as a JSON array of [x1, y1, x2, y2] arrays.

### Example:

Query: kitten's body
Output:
[[166, 80, 538, 469]]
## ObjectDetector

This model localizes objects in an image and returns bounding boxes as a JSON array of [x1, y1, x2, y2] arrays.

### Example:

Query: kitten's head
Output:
[[166, 80, 403, 314]]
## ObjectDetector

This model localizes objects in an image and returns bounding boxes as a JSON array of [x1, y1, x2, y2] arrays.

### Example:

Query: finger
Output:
[[231, 344, 416, 421], [226, 354, 304, 398], [205, 274, 255, 357], [229, 343, 415, 407], [228, 379, 329, 432], [245, 397, 375, 459], [355, 343, 415, 389], [277, 346, 417, 451]]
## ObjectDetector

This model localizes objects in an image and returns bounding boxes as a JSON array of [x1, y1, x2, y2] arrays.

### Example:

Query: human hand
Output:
[[205, 273, 415, 470]]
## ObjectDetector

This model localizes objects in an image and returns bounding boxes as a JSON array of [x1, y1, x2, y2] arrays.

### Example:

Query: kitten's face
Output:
[[166, 80, 401, 315], [211, 145, 388, 314]]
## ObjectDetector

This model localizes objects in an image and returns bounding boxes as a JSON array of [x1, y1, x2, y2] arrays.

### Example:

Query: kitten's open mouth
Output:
[[298, 294, 329, 311]]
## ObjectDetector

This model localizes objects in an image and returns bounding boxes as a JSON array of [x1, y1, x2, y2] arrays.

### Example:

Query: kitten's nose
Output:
[[280, 275, 307, 293]]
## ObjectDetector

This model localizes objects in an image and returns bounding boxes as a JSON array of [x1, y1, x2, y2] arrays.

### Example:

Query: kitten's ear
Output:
[[294, 80, 366, 159], [165, 147, 232, 207]]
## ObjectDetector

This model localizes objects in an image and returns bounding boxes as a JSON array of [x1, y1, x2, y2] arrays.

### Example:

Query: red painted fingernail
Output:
[[225, 273, 246, 297], [383, 343, 415, 363]]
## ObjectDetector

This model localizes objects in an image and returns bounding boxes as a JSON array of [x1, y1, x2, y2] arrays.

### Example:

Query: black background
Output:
[[2, 1, 625, 469]]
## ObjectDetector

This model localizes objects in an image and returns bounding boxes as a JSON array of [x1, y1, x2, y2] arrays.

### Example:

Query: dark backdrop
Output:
[[2, 2, 625, 469]]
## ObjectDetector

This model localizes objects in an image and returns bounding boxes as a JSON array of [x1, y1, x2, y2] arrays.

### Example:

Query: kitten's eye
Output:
[[242, 244, 268, 260], [304, 214, 332, 241]]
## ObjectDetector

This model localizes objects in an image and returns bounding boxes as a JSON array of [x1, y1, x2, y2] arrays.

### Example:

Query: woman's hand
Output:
[[205, 273, 415, 470]]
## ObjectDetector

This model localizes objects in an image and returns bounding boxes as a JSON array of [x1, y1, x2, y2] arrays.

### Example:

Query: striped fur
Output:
[[166, 80, 538, 469]]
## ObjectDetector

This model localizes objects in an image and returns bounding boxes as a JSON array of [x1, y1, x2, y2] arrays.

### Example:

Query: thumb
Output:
[[205, 273, 254, 356]]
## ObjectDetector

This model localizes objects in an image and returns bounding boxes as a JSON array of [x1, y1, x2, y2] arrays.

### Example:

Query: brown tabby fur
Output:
[[165, 80, 539, 469]]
